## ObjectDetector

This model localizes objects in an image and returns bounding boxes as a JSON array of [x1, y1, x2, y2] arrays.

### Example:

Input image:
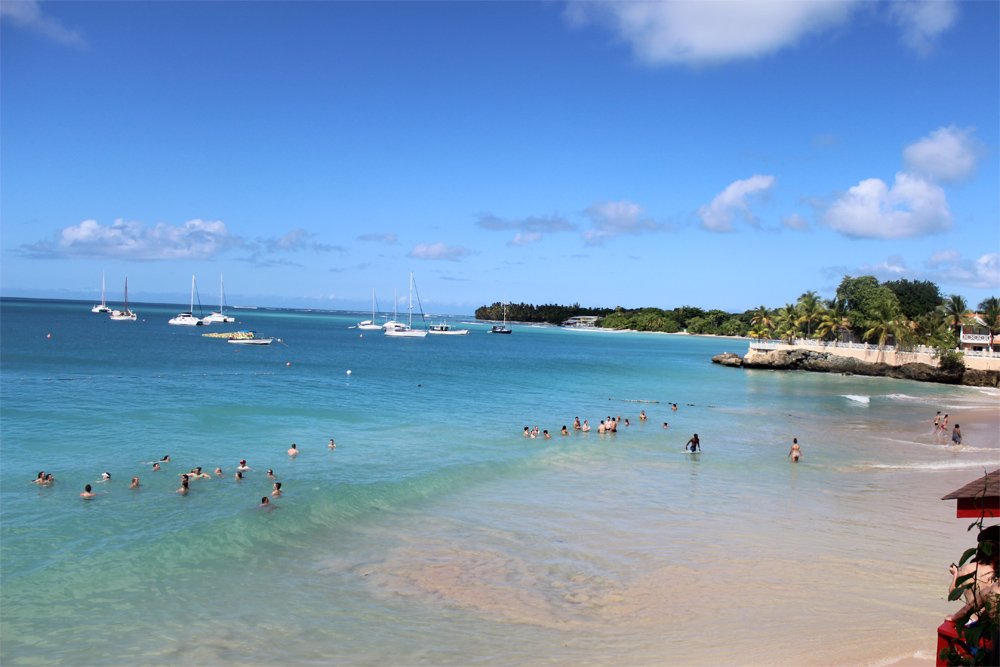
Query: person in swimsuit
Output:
[[329, 439, 337, 449], [152, 463, 161, 471], [173, 475, 190, 495], [130, 476, 141, 488], [561, 426, 569, 435], [80, 484, 103, 498], [573, 417, 581, 430], [272, 482, 282, 497], [933, 411, 942, 434], [187, 467, 211, 479], [672, 404, 678, 412], [214, 467, 223, 476], [235, 471, 243, 481], [686, 434, 700, 452], [788, 438, 802, 462], [258, 497, 272, 508], [267, 469, 275, 479], [287, 443, 299, 456], [543, 430, 551, 439], [582, 420, 590, 432], [237, 460, 252, 471], [939, 414, 949, 436], [663, 422, 669, 429], [31, 472, 45, 484], [640, 411, 646, 421], [524, 427, 530, 437], [532, 427, 540, 437], [42, 473, 55, 485], [951, 424, 962, 446], [598, 421, 606, 434], [100, 472, 112, 482]]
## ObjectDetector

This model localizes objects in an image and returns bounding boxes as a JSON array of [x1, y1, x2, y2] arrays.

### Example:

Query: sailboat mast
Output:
[[190, 275, 195, 312], [220, 275, 224, 313], [102, 271, 106, 307], [408, 272, 413, 328]]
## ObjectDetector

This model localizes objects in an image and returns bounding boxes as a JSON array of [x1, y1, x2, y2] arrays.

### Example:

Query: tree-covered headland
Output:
[[476, 276, 1000, 356]]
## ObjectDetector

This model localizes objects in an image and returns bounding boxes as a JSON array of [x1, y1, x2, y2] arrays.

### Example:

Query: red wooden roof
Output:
[[942, 469, 999, 518]]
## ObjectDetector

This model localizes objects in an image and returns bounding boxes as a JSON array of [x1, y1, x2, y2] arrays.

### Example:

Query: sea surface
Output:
[[2, 298, 998, 666]]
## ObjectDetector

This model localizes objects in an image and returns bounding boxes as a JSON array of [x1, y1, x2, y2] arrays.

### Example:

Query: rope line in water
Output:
[[7, 373, 278, 382]]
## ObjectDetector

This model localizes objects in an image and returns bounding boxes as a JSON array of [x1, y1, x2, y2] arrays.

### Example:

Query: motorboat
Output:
[[169, 276, 206, 325], [428, 322, 470, 335], [228, 337, 274, 345]]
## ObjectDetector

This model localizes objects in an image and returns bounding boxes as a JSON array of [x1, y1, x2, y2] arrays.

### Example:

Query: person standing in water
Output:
[[287, 443, 299, 456], [639, 410, 647, 421], [80, 484, 104, 498], [329, 439, 336, 449], [581, 420, 590, 432], [951, 424, 962, 446], [933, 411, 942, 434], [686, 434, 700, 452], [788, 438, 802, 462]]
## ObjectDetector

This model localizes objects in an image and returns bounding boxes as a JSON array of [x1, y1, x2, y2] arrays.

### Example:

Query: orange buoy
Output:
[[286, 362, 291, 367], [47, 334, 51, 338]]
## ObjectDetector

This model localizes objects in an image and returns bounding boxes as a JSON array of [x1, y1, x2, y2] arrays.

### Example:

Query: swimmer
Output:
[[184, 467, 211, 479], [543, 430, 551, 439], [173, 475, 190, 495], [532, 427, 540, 437], [42, 473, 55, 485], [31, 472, 45, 484], [329, 438, 336, 449], [573, 417, 581, 430], [130, 476, 141, 488], [933, 411, 942, 434], [287, 443, 299, 456], [152, 463, 161, 471], [672, 404, 678, 411], [686, 434, 700, 453], [142, 455, 169, 465], [267, 469, 275, 479], [235, 470, 243, 481], [561, 426, 569, 435], [214, 467, 223, 476], [272, 482, 282, 497], [939, 414, 949, 436], [237, 460, 252, 471], [258, 496, 271, 507], [640, 410, 647, 421], [80, 484, 104, 499], [625, 419, 630, 427], [582, 420, 590, 432], [598, 421, 606, 434], [663, 422, 669, 429], [524, 427, 530, 437], [99, 472, 112, 482], [788, 438, 802, 462]]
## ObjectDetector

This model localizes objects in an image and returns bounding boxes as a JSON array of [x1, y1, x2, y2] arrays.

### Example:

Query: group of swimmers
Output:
[[41, 438, 338, 505], [521, 408, 714, 454], [933, 411, 963, 445]]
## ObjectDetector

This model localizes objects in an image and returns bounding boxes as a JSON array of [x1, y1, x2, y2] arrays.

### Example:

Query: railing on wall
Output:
[[747, 338, 995, 358]]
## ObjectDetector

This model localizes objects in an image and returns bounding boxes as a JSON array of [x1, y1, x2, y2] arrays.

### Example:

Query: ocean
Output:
[[2, 297, 998, 666]]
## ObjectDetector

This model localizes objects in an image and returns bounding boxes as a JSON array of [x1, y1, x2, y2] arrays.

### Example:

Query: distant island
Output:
[[476, 276, 999, 359]]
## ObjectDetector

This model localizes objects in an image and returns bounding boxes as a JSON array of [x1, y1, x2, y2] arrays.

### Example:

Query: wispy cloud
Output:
[[581, 200, 666, 245], [259, 228, 341, 254], [0, 0, 86, 47], [696, 175, 776, 233], [781, 214, 811, 232], [19, 218, 243, 260], [563, 0, 957, 66], [477, 212, 576, 246], [508, 232, 543, 246], [357, 232, 398, 244], [408, 242, 471, 261], [902, 125, 983, 184], [839, 250, 998, 290]]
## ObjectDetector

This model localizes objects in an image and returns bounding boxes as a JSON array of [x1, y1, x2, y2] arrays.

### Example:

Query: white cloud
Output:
[[261, 228, 338, 253], [21, 218, 242, 260], [889, 0, 958, 55], [564, 1, 958, 66], [823, 172, 951, 239], [0, 0, 86, 47], [581, 199, 664, 245], [902, 126, 982, 184], [564, 0, 857, 65], [780, 213, 811, 232], [407, 242, 471, 261], [508, 232, 543, 246], [357, 232, 398, 244], [696, 175, 776, 233], [851, 250, 999, 290]]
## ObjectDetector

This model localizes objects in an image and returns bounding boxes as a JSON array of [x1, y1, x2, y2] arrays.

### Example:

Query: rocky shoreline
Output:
[[712, 349, 1000, 387]]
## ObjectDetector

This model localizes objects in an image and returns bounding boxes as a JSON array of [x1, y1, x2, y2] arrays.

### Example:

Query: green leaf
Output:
[[949, 587, 967, 601], [959, 547, 978, 566], [969, 520, 981, 531], [980, 540, 992, 556], [964, 624, 983, 649], [955, 572, 976, 587]]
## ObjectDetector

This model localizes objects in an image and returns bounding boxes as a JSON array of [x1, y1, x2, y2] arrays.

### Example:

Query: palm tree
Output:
[[941, 294, 973, 348], [750, 305, 773, 331], [748, 323, 771, 342], [816, 297, 851, 343], [775, 303, 799, 344], [981, 296, 1000, 354], [864, 300, 910, 350], [796, 291, 823, 337]]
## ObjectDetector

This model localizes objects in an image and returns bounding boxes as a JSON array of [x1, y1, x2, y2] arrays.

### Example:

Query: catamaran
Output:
[[91, 271, 110, 313], [201, 275, 235, 323], [169, 276, 205, 326], [109, 278, 137, 321], [357, 288, 384, 330], [490, 296, 512, 334], [385, 273, 427, 338]]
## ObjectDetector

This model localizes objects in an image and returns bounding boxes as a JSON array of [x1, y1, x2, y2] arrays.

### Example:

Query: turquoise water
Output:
[[2, 298, 998, 665]]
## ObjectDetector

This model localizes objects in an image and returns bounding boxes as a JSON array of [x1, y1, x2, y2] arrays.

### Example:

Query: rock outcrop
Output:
[[711, 348, 998, 387]]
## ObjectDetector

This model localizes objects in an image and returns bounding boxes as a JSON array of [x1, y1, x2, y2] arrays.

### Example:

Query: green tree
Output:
[[979, 296, 1000, 351], [750, 305, 773, 331], [816, 298, 851, 342], [748, 323, 771, 341], [775, 303, 799, 343], [721, 318, 748, 337], [941, 294, 973, 348], [883, 278, 943, 319], [863, 299, 910, 349], [796, 290, 823, 337]]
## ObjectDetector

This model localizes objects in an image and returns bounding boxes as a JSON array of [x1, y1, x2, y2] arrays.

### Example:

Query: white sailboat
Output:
[[91, 271, 110, 313], [382, 288, 403, 332], [384, 273, 427, 338], [490, 296, 512, 334], [109, 278, 137, 321], [169, 276, 205, 326], [357, 288, 384, 330], [202, 275, 235, 323]]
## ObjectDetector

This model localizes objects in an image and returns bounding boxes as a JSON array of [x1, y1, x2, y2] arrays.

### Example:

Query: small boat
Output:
[[109, 278, 137, 321], [228, 337, 274, 345], [202, 275, 235, 323], [428, 322, 470, 335], [91, 271, 110, 313], [490, 296, 512, 334], [385, 273, 427, 338], [357, 288, 384, 330], [169, 276, 206, 326]]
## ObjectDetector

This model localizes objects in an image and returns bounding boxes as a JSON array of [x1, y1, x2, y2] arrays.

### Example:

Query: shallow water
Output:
[[2, 298, 998, 665]]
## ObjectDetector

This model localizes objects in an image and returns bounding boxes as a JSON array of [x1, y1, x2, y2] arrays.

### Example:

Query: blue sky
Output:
[[2, 0, 997, 313]]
